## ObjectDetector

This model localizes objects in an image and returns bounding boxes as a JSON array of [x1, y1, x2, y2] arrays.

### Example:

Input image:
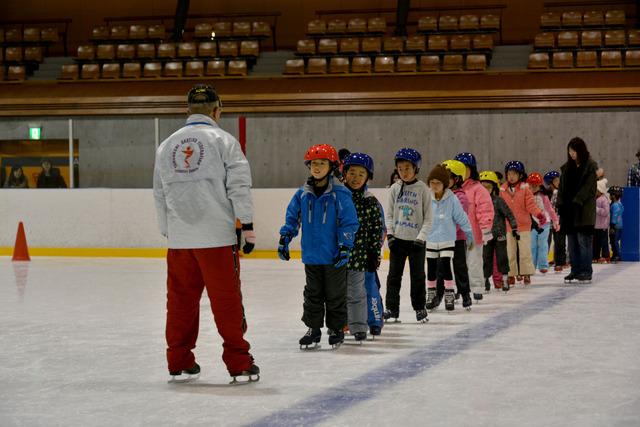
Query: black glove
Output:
[[366, 252, 381, 272], [241, 223, 255, 254], [387, 235, 397, 250], [512, 230, 521, 241], [334, 246, 350, 268], [278, 234, 291, 261]]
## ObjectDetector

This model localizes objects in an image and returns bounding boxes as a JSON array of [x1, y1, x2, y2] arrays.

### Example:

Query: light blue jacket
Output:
[[611, 201, 624, 228], [427, 189, 473, 243]]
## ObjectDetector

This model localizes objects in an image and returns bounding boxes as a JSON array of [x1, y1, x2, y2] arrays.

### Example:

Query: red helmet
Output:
[[527, 171, 543, 186], [304, 144, 339, 165]]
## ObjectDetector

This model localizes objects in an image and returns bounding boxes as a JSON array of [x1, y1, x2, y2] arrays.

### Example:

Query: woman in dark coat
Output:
[[557, 137, 597, 282]]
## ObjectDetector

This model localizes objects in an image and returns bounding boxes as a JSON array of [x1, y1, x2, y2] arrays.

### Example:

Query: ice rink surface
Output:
[[1, 257, 639, 427]]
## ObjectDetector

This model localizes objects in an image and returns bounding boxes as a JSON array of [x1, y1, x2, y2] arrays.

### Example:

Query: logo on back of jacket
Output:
[[172, 138, 205, 173], [396, 189, 419, 229]]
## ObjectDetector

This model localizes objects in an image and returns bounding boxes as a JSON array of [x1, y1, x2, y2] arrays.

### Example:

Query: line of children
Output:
[[527, 172, 560, 274]]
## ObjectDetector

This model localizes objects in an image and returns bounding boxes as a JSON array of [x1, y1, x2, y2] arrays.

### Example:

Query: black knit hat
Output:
[[427, 164, 450, 185], [187, 84, 219, 104]]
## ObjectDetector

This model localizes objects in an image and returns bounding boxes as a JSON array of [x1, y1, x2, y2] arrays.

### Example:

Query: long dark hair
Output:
[[567, 137, 590, 167], [7, 166, 27, 187]]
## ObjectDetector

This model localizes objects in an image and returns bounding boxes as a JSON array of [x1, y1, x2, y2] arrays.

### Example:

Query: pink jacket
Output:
[[534, 191, 560, 231], [462, 179, 494, 244], [595, 194, 610, 230], [500, 182, 544, 232], [453, 187, 469, 241]]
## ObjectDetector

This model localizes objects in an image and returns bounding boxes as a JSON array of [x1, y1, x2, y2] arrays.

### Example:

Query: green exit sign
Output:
[[29, 127, 41, 140]]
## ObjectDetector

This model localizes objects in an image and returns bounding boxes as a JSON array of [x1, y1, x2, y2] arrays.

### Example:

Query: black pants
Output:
[[385, 238, 426, 312], [428, 256, 452, 280], [302, 264, 347, 331], [553, 229, 567, 266], [483, 237, 509, 278], [436, 240, 470, 299], [593, 229, 610, 259]]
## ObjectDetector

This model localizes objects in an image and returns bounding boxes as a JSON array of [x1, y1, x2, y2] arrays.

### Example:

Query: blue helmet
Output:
[[454, 152, 477, 167], [543, 170, 560, 185], [505, 160, 525, 175], [395, 148, 422, 170], [343, 152, 374, 179]]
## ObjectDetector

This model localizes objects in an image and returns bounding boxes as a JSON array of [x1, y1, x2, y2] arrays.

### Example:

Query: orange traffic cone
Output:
[[12, 222, 31, 261]]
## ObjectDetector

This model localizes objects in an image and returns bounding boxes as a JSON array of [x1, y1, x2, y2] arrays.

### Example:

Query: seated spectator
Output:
[[37, 159, 67, 188], [4, 166, 29, 188]]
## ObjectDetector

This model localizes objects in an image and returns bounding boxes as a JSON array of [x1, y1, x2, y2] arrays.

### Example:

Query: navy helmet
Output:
[[505, 160, 526, 175], [543, 170, 560, 185], [343, 152, 374, 179], [395, 148, 422, 170], [454, 152, 477, 168]]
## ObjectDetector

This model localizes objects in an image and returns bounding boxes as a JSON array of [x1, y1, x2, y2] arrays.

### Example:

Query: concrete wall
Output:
[[0, 109, 638, 188]]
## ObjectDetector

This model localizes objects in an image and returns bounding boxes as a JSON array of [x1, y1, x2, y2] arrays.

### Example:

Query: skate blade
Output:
[[464, 307, 471, 311], [331, 342, 344, 349], [384, 319, 401, 323], [229, 374, 260, 385], [168, 373, 200, 384], [299, 343, 321, 351]]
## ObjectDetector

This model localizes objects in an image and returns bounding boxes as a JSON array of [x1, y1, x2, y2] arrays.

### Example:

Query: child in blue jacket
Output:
[[278, 144, 359, 349], [609, 186, 624, 262], [425, 165, 474, 312]]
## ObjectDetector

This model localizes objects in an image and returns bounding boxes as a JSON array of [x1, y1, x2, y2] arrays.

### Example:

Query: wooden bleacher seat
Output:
[[219, 41, 239, 57], [628, 30, 640, 47], [561, 11, 582, 27], [396, 55, 417, 72], [102, 63, 121, 79], [129, 25, 147, 40], [582, 11, 604, 27], [307, 57, 327, 74], [347, 18, 367, 34], [625, 50, 640, 66], [540, 12, 561, 29], [60, 64, 79, 80], [116, 44, 136, 60], [213, 22, 232, 38], [367, 17, 386, 35], [198, 42, 217, 58], [442, 54, 463, 71], [361, 37, 381, 54], [528, 52, 549, 69], [233, 22, 251, 37], [406, 35, 426, 52], [459, 15, 479, 31], [329, 57, 349, 73], [438, 15, 458, 32], [24, 47, 44, 62], [557, 31, 579, 49], [5, 28, 22, 43], [81, 63, 100, 79], [195, 23, 213, 39], [450, 35, 471, 51], [143, 62, 162, 78], [418, 16, 438, 33], [97, 44, 116, 60], [552, 51, 574, 68], [23, 27, 40, 42], [77, 45, 95, 60], [351, 56, 371, 73], [122, 63, 141, 78], [110, 25, 129, 40], [240, 40, 259, 57], [0, 66, 4, 81], [473, 34, 493, 51], [466, 54, 486, 71], [228, 60, 248, 76], [41, 27, 59, 43], [604, 30, 626, 47], [91, 26, 109, 41], [148, 25, 166, 40], [157, 43, 177, 59], [374, 56, 395, 73], [284, 59, 305, 74], [185, 61, 204, 77], [0, 29, 4, 44], [605, 10, 625, 27], [0, 48, 3, 63], [307, 20, 326, 35], [339, 38, 359, 54], [480, 14, 500, 31], [318, 38, 338, 55], [383, 37, 403, 53], [428, 35, 448, 52], [576, 51, 597, 68], [5, 47, 23, 62], [297, 39, 316, 55], [163, 61, 183, 77], [178, 42, 197, 58], [534, 32, 555, 50], [419, 55, 440, 71], [581, 31, 602, 48], [600, 50, 622, 67], [327, 19, 347, 34], [7, 65, 26, 81], [252, 21, 271, 38], [137, 44, 156, 59], [205, 60, 226, 76]]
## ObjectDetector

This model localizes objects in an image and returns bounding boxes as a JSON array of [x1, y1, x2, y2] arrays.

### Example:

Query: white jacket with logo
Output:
[[153, 114, 253, 249]]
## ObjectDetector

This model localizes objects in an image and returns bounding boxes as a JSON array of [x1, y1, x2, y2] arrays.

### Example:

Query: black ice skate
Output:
[[426, 288, 441, 310], [168, 363, 200, 383], [502, 279, 510, 292], [444, 289, 455, 311], [299, 328, 321, 350], [484, 278, 491, 292], [473, 293, 484, 302], [461, 293, 472, 310], [353, 331, 367, 344], [576, 275, 592, 284], [383, 309, 400, 323], [369, 326, 381, 338], [415, 309, 429, 323], [229, 364, 260, 385], [564, 273, 576, 284], [328, 329, 345, 349]]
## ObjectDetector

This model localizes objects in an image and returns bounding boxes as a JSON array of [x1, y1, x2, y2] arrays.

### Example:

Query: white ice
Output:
[[1, 257, 639, 427]]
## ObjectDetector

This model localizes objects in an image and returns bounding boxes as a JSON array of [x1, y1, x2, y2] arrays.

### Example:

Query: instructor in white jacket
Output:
[[154, 84, 259, 383]]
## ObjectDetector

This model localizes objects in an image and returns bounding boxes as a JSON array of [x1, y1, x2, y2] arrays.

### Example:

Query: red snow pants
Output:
[[165, 246, 253, 374]]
